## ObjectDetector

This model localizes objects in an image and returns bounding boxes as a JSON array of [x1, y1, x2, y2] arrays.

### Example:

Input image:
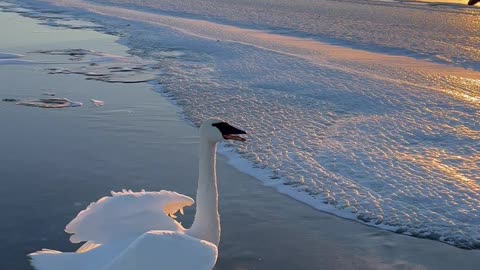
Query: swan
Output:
[[29, 118, 247, 270]]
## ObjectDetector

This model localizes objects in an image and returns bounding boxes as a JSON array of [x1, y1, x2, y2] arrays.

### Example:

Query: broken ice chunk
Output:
[[89, 99, 105, 106]]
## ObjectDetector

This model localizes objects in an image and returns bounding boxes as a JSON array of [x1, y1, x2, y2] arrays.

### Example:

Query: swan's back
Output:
[[104, 231, 218, 270], [66, 190, 194, 244]]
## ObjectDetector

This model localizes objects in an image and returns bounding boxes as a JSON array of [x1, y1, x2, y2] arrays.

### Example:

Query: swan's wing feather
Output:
[[104, 231, 218, 270], [66, 190, 194, 244], [29, 241, 129, 270], [76, 241, 101, 254], [30, 232, 216, 270]]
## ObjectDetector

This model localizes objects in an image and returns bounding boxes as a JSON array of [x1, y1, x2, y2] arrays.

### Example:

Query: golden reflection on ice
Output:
[[397, 149, 480, 189], [453, 125, 480, 140], [459, 77, 480, 87], [441, 76, 480, 106], [415, 0, 477, 5]]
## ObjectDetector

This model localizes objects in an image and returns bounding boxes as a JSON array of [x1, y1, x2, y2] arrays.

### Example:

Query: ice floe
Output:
[[89, 99, 105, 106], [16, 98, 83, 108], [34, 49, 158, 83]]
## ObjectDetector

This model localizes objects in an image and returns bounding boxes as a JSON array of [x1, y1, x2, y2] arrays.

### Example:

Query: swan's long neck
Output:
[[188, 137, 220, 246]]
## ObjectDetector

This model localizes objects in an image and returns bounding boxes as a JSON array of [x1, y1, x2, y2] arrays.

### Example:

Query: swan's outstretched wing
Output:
[[104, 230, 218, 270], [66, 190, 194, 244]]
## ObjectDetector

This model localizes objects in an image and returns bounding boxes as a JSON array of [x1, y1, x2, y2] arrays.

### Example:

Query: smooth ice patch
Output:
[[0, 52, 23, 59], [53, 19, 101, 28], [0, 52, 35, 65], [0, 59, 35, 65], [0, 2, 15, 7]]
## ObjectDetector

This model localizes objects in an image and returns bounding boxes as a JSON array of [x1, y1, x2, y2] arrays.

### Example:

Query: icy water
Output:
[[5, 0, 480, 249]]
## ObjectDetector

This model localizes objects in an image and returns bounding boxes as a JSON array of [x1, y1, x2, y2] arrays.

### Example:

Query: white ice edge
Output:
[[217, 143, 401, 232]]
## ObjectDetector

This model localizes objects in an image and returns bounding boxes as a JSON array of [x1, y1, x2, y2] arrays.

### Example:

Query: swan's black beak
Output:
[[212, 122, 247, 142]]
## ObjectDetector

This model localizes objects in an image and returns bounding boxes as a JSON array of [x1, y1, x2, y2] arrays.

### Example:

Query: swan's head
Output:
[[200, 118, 247, 142]]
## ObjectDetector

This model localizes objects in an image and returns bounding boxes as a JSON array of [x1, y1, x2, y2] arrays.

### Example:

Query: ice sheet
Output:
[[8, 0, 480, 249]]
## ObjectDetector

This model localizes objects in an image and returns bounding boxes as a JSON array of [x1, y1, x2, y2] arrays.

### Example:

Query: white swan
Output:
[[29, 118, 247, 270]]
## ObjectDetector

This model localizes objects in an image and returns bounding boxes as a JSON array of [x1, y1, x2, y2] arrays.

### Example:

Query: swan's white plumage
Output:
[[29, 244, 123, 270], [30, 231, 217, 270], [103, 231, 218, 270], [29, 190, 202, 270], [65, 190, 194, 244]]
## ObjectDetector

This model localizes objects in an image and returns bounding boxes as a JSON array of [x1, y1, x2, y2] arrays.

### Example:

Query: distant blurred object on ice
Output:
[[2, 98, 19, 102], [89, 99, 105, 106]]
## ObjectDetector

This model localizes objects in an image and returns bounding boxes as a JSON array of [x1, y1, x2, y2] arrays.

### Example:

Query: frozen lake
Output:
[[3, 0, 480, 251]]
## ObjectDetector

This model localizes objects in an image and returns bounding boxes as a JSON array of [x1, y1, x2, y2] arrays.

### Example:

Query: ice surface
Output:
[[0, 52, 23, 59], [0, 2, 14, 7], [46, 64, 157, 83], [34, 49, 159, 83], [93, 0, 480, 70], [0, 59, 35, 65], [10, 0, 480, 248], [89, 99, 104, 106], [17, 98, 83, 108], [0, 51, 35, 65], [52, 19, 101, 28]]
